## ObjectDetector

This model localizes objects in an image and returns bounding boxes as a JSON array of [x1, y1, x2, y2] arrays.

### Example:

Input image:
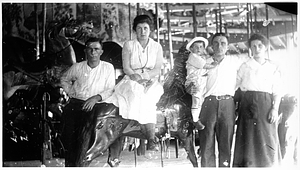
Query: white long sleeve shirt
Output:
[[236, 58, 282, 95], [205, 55, 245, 97], [60, 60, 115, 101]]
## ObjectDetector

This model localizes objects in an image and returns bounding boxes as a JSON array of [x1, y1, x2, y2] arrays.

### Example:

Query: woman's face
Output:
[[135, 23, 151, 41], [250, 40, 267, 58]]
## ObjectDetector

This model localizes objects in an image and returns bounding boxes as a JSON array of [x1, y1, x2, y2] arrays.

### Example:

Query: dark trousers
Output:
[[198, 96, 236, 167], [61, 98, 87, 166], [61, 98, 117, 166], [61, 98, 103, 167]]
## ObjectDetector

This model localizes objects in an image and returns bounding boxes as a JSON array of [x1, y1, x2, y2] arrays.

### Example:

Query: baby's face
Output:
[[190, 42, 207, 56]]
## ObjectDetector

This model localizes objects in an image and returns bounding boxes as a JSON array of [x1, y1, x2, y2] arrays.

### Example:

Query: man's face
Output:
[[85, 42, 103, 62], [212, 35, 228, 56]]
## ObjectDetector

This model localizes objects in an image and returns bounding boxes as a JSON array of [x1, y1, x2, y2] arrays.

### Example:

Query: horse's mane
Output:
[[157, 44, 192, 109]]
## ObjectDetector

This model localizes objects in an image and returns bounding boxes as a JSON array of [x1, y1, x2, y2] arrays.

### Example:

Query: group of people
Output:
[[185, 33, 283, 167], [59, 14, 284, 167]]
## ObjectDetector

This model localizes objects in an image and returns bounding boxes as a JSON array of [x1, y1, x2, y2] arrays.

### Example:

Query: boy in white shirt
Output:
[[185, 37, 217, 130]]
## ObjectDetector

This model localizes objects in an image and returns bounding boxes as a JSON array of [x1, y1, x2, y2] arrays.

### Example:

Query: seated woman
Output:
[[104, 15, 164, 151]]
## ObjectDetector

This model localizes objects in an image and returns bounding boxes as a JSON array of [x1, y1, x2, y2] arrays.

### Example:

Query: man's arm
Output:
[[99, 63, 116, 100]]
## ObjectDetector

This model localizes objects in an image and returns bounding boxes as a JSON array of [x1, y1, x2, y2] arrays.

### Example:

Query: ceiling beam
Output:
[[160, 26, 248, 34], [162, 3, 248, 12], [164, 15, 294, 22]]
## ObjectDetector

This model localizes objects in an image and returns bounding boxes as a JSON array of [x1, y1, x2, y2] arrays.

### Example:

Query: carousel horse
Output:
[[69, 44, 198, 167], [2, 18, 84, 161]]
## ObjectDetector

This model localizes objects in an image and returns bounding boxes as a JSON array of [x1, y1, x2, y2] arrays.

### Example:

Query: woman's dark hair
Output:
[[133, 14, 153, 31], [211, 32, 229, 44], [248, 33, 269, 47], [85, 37, 103, 47]]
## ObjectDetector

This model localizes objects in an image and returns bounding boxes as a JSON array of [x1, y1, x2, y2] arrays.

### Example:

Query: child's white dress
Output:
[[185, 53, 208, 121]]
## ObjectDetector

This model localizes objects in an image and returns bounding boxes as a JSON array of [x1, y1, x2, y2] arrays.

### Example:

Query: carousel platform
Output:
[[3, 139, 196, 168]]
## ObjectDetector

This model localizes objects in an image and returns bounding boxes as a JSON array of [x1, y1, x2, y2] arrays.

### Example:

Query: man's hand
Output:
[[268, 108, 278, 124], [129, 74, 142, 82], [82, 95, 101, 112]]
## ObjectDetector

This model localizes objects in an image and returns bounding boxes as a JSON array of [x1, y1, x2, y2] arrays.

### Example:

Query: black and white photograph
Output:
[[1, 1, 299, 168]]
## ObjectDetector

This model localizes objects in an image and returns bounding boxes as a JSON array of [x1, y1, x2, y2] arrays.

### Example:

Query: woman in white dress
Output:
[[104, 15, 164, 151]]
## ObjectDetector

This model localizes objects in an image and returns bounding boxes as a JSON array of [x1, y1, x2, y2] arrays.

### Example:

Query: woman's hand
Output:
[[268, 108, 278, 124], [129, 73, 142, 82], [82, 95, 102, 112]]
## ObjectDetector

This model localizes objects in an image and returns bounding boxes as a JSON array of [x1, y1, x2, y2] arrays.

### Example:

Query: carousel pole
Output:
[[137, 3, 140, 15], [254, 6, 257, 33], [128, 3, 132, 39], [41, 3, 49, 167], [42, 3, 46, 53], [34, 4, 40, 59], [214, 9, 218, 33], [246, 3, 250, 39], [246, 3, 250, 57], [192, 3, 197, 37], [265, 4, 270, 59], [155, 3, 160, 43], [218, 3, 222, 33], [249, 4, 253, 34], [166, 3, 174, 69]]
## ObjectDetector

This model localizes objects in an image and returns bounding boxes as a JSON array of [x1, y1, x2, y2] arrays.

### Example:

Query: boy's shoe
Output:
[[194, 120, 205, 130]]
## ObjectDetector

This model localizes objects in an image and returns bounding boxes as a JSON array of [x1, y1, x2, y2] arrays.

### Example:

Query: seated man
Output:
[[60, 37, 115, 166]]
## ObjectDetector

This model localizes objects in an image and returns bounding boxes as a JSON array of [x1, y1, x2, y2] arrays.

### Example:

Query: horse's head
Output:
[[46, 18, 78, 66], [84, 117, 123, 163], [79, 104, 123, 165]]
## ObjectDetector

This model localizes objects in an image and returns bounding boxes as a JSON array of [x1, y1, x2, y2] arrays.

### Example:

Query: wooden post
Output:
[[166, 3, 174, 69]]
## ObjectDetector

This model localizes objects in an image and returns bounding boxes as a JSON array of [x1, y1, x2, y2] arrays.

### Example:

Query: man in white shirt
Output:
[[195, 33, 246, 167], [60, 37, 115, 166]]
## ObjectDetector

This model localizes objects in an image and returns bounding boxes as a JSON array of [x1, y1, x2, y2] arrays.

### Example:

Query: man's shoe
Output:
[[194, 120, 205, 130], [147, 139, 159, 151]]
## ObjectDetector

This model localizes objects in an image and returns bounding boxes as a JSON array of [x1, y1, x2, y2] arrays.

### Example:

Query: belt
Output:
[[210, 95, 232, 100]]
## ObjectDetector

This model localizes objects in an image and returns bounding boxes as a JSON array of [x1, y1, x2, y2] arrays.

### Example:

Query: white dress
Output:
[[104, 38, 164, 124]]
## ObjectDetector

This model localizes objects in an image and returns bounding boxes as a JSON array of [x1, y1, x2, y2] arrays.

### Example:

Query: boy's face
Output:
[[190, 41, 206, 56]]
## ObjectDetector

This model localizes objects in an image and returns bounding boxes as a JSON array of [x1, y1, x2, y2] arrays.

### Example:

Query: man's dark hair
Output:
[[211, 33, 229, 44], [85, 37, 103, 47]]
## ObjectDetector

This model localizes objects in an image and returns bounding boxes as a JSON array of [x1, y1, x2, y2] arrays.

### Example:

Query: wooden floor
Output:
[[3, 134, 298, 168], [3, 139, 196, 168]]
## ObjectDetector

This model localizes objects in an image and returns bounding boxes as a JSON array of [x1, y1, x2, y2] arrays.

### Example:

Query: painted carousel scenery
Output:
[[1, 2, 299, 168]]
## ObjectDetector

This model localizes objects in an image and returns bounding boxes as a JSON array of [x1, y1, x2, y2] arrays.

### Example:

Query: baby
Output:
[[185, 37, 217, 130]]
